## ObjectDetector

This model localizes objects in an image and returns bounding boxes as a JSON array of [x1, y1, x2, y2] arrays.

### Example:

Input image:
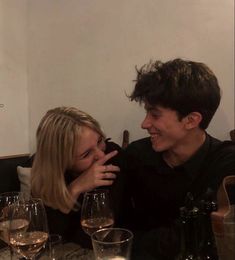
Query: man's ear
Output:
[[184, 112, 202, 129]]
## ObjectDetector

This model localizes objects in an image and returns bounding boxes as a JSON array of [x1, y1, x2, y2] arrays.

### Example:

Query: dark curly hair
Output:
[[130, 58, 221, 129]]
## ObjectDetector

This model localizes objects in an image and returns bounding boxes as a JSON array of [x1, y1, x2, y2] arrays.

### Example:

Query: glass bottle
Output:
[[199, 189, 218, 260], [176, 192, 203, 260]]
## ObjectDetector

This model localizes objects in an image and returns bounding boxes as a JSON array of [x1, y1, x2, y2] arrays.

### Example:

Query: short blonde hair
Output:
[[31, 107, 105, 213]]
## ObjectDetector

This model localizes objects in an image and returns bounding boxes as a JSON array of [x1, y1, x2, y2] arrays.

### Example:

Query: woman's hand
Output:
[[68, 150, 120, 200]]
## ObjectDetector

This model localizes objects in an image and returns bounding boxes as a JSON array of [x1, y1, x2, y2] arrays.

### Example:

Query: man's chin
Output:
[[151, 143, 165, 152]]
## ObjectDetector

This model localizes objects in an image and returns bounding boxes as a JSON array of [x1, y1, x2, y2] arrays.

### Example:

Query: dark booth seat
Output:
[[0, 154, 31, 194]]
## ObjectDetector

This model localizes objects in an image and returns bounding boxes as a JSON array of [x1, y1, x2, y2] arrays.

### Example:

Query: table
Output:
[[0, 243, 95, 259]]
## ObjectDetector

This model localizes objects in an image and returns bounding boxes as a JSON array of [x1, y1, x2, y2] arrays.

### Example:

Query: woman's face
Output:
[[72, 126, 106, 173]]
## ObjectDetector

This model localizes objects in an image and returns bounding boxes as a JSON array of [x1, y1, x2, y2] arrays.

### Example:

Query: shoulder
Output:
[[105, 138, 122, 153], [126, 137, 152, 152], [105, 139, 123, 166], [205, 135, 235, 181], [125, 137, 154, 158], [124, 137, 159, 168], [207, 135, 235, 158]]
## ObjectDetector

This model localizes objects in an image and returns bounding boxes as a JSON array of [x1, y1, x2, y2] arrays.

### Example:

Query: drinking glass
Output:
[[0, 191, 28, 259], [8, 198, 49, 260], [91, 228, 133, 260], [81, 189, 114, 236], [39, 234, 64, 260], [0, 192, 24, 244]]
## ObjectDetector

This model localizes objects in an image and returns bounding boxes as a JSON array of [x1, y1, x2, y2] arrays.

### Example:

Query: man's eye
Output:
[[152, 114, 159, 118], [151, 112, 161, 118]]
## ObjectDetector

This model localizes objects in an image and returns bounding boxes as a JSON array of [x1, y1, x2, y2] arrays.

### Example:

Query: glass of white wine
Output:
[[0, 192, 24, 244], [81, 189, 114, 236], [0, 191, 29, 260], [9, 198, 49, 260]]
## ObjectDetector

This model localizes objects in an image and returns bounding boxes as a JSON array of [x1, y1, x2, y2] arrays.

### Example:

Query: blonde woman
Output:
[[31, 107, 122, 247]]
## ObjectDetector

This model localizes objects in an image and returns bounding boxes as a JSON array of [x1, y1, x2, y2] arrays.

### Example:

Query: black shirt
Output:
[[122, 133, 235, 230], [45, 140, 123, 248], [120, 134, 235, 259]]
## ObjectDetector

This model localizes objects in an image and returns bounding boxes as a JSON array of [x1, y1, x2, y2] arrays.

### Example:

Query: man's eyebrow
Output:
[[144, 105, 157, 111]]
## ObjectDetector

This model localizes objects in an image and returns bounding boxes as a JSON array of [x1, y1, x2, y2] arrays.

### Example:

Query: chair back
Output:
[[211, 175, 235, 260], [122, 130, 129, 149]]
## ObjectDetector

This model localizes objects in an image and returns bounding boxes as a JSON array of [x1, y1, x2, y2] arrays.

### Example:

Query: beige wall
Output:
[[0, 0, 29, 156], [1, 0, 234, 156]]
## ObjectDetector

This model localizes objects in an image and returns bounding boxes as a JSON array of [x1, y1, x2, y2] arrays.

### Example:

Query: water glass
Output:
[[91, 228, 133, 260], [39, 234, 64, 260]]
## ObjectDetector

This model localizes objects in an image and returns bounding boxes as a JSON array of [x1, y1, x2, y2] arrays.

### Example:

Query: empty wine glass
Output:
[[9, 198, 49, 260], [81, 189, 114, 236]]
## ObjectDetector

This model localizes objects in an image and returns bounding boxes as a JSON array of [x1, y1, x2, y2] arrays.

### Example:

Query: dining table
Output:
[[0, 243, 95, 259]]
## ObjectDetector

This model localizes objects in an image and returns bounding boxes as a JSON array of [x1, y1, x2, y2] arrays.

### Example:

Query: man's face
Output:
[[141, 104, 188, 152]]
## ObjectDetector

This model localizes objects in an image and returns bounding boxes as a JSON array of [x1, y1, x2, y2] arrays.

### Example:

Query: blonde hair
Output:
[[31, 107, 105, 213]]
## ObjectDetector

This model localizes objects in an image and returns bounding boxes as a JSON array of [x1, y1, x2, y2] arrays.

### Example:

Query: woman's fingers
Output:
[[96, 150, 118, 166], [98, 179, 114, 186], [102, 172, 117, 180], [76, 151, 120, 191], [102, 164, 120, 173]]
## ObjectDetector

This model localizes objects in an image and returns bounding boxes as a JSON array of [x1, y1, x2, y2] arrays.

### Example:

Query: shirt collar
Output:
[[179, 133, 210, 180]]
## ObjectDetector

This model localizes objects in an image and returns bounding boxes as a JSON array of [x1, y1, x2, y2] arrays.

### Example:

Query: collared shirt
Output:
[[122, 133, 235, 231]]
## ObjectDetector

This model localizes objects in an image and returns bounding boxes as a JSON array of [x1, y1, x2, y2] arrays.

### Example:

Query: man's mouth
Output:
[[149, 132, 161, 141]]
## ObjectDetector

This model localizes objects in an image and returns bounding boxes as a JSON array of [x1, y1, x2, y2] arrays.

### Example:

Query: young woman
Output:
[[31, 107, 122, 247]]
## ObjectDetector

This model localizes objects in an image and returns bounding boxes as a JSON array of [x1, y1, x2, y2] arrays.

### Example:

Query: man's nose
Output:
[[141, 114, 152, 129]]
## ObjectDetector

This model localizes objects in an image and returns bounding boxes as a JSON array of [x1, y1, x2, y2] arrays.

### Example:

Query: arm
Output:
[[68, 150, 120, 202]]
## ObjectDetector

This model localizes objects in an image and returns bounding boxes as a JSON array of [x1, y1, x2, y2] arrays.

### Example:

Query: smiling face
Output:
[[141, 104, 189, 152], [72, 126, 106, 173]]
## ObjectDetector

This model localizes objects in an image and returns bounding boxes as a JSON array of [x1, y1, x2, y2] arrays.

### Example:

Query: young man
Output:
[[122, 59, 235, 259]]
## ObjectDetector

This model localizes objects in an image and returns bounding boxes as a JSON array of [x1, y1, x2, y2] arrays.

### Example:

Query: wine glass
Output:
[[0, 191, 28, 259], [8, 198, 49, 260], [81, 189, 114, 236], [0, 192, 24, 245]]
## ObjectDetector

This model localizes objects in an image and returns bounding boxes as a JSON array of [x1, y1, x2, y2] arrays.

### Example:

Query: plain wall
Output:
[[1, 0, 234, 156], [0, 0, 29, 156]]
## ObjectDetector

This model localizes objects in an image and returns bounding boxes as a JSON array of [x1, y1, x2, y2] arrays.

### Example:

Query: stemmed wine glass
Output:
[[81, 189, 114, 236], [8, 198, 49, 260], [0, 191, 28, 259], [0, 192, 24, 245]]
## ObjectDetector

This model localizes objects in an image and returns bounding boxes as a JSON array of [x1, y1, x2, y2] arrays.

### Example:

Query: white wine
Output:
[[10, 231, 48, 258], [0, 219, 29, 244], [81, 217, 114, 235]]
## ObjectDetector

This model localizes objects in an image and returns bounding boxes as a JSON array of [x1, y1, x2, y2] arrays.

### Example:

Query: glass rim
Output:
[[17, 197, 43, 205], [85, 189, 110, 195], [91, 227, 133, 244], [0, 191, 23, 197]]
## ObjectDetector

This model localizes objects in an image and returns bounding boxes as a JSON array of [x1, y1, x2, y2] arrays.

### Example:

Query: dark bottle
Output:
[[199, 188, 218, 260], [176, 192, 203, 260]]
